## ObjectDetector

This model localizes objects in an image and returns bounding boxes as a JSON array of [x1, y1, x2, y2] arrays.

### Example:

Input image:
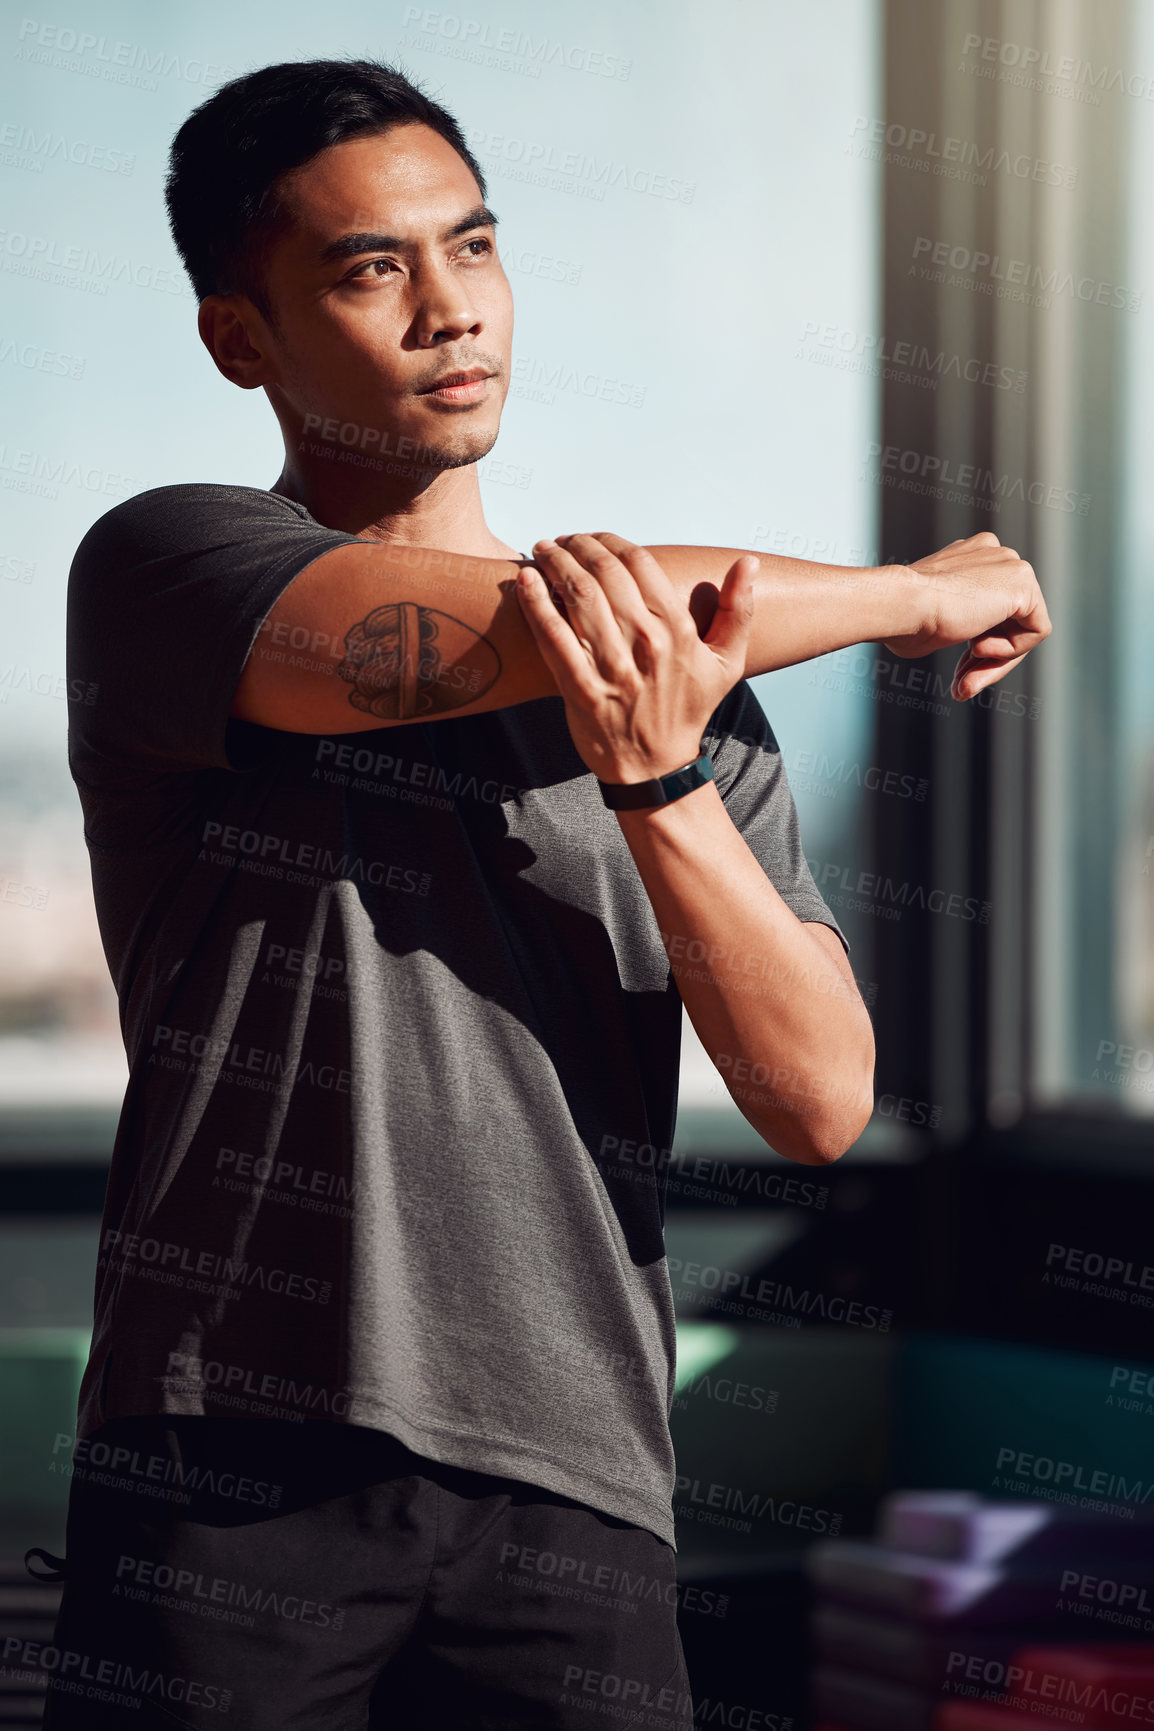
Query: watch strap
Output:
[[598, 751, 715, 811]]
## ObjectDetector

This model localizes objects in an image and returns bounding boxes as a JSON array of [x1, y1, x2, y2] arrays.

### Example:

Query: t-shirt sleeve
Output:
[[66, 483, 364, 775], [701, 679, 850, 956]]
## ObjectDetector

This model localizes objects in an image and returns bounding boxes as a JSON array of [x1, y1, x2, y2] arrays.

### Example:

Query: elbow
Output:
[[796, 1092, 874, 1165], [731, 1027, 876, 1165], [779, 1051, 876, 1167], [747, 1088, 873, 1166]]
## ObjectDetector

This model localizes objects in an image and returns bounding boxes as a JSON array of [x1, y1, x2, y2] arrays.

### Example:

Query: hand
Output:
[[882, 530, 1052, 700], [515, 531, 757, 783]]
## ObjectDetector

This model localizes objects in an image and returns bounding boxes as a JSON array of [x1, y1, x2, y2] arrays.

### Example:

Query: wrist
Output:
[[878, 560, 937, 639], [593, 739, 707, 787], [613, 771, 722, 838]]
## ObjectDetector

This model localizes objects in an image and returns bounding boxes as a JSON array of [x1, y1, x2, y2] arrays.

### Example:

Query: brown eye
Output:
[[350, 258, 396, 281]]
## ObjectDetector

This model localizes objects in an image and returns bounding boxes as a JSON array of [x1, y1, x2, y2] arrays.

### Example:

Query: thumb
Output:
[[702, 555, 757, 669]]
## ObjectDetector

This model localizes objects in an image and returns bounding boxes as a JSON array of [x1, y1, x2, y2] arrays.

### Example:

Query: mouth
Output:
[[417, 369, 495, 403]]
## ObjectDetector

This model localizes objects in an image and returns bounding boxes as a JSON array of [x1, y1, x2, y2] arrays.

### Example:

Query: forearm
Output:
[[615, 781, 876, 1164], [644, 546, 929, 678]]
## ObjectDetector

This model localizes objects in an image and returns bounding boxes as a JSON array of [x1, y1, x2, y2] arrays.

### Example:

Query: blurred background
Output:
[[1, 0, 1151, 1726]]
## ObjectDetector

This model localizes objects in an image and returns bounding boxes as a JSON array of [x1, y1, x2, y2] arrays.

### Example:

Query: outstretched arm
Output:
[[644, 530, 1052, 702]]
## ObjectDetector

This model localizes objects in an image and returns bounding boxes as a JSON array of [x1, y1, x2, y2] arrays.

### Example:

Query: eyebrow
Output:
[[317, 205, 499, 267]]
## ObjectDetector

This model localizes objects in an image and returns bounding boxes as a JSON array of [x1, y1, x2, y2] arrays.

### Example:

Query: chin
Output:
[[415, 423, 501, 472]]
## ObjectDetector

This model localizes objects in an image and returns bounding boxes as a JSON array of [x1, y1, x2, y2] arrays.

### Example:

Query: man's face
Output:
[[257, 123, 512, 471]]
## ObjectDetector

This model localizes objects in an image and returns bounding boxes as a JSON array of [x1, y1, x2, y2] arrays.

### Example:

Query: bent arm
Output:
[[232, 541, 553, 734], [232, 539, 923, 736]]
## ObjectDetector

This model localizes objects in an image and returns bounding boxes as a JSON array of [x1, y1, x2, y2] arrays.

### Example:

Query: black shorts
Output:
[[25, 1415, 692, 1730]]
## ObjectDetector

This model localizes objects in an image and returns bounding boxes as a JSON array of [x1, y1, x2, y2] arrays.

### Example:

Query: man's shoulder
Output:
[[69, 483, 309, 591], [78, 481, 292, 547]]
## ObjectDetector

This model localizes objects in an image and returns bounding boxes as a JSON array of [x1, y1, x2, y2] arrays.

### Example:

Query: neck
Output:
[[270, 448, 522, 560]]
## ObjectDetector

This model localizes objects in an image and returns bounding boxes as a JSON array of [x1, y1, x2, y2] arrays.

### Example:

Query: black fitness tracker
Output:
[[597, 750, 715, 811]]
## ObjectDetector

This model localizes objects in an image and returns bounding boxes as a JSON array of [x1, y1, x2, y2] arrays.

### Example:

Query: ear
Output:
[[197, 294, 278, 391]]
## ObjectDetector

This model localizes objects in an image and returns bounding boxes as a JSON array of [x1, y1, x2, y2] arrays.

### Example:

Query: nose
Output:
[[411, 267, 482, 347]]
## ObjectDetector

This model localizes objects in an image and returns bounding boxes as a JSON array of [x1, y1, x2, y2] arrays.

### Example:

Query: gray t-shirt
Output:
[[65, 482, 847, 1549]]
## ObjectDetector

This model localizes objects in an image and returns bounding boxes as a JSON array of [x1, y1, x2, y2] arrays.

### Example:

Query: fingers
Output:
[[701, 555, 757, 671], [950, 536, 1053, 645], [558, 532, 693, 642], [951, 647, 1028, 700], [984, 553, 1052, 647], [533, 534, 699, 676], [515, 566, 605, 695], [552, 534, 657, 641], [529, 538, 633, 678]]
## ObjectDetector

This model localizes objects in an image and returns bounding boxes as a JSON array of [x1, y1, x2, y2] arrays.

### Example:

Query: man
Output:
[[39, 56, 1048, 1730]]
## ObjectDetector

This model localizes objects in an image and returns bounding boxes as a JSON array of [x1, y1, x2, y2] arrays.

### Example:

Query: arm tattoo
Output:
[[336, 602, 502, 720]]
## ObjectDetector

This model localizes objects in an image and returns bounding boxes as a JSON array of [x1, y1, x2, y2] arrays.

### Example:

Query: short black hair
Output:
[[165, 57, 489, 325]]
